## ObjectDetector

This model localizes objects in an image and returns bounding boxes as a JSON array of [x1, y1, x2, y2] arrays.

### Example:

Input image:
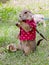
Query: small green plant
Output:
[[0, 6, 22, 24]]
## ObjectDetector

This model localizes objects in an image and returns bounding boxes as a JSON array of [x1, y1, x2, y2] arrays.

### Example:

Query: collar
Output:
[[22, 19, 34, 23]]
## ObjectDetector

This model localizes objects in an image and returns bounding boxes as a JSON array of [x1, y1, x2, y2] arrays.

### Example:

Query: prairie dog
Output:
[[7, 9, 43, 55], [16, 9, 43, 55]]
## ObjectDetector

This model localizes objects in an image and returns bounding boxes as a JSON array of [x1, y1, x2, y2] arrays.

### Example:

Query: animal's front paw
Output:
[[16, 23, 19, 26]]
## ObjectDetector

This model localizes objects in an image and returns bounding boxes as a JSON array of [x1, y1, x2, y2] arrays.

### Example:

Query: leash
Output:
[[36, 17, 49, 41], [36, 29, 47, 41]]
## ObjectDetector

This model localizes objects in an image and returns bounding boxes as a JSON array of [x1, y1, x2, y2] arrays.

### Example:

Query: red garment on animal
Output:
[[19, 19, 36, 41]]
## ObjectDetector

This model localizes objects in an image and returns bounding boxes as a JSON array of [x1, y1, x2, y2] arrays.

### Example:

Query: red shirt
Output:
[[19, 19, 36, 41]]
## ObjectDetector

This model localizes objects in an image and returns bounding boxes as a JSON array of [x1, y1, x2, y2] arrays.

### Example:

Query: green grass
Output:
[[0, 22, 49, 65], [0, 1, 49, 65]]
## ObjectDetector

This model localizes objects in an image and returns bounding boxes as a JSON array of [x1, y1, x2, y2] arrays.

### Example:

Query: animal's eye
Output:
[[19, 15, 21, 17], [24, 12, 27, 14]]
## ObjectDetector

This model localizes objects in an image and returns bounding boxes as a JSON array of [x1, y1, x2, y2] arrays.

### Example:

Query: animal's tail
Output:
[[37, 39, 43, 46]]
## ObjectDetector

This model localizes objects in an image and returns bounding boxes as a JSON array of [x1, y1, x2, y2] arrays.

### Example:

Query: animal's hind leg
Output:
[[21, 41, 31, 55], [23, 46, 31, 55], [29, 40, 36, 51], [23, 40, 37, 55]]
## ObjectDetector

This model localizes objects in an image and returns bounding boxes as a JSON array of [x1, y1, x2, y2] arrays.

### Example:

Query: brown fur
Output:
[[16, 40, 36, 55], [7, 40, 36, 55], [15, 9, 43, 55], [16, 21, 32, 32]]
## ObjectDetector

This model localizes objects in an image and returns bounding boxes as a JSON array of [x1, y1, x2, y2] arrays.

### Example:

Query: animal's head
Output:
[[19, 9, 33, 21]]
